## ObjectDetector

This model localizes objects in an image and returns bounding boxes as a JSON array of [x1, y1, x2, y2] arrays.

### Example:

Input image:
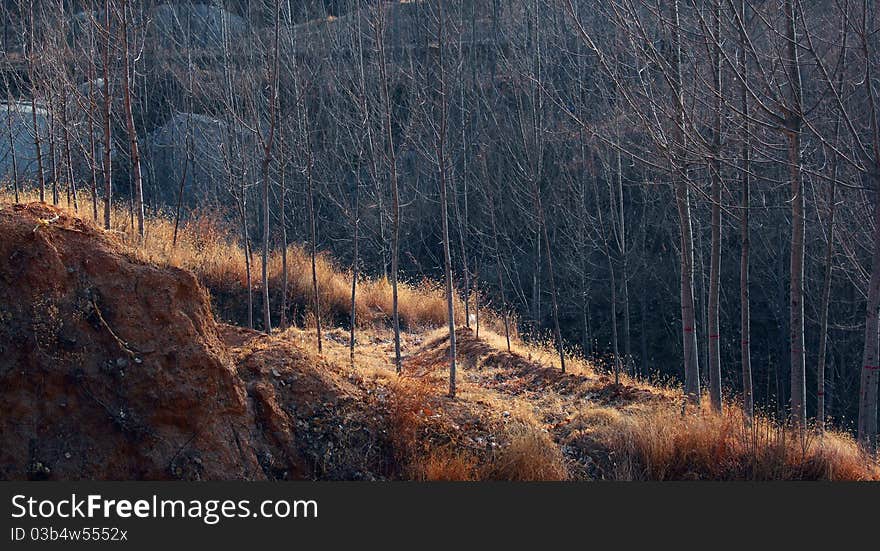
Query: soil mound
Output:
[[0, 203, 299, 480]]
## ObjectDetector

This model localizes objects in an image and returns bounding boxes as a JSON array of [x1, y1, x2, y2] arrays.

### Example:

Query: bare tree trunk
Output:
[[815, 7, 850, 430], [608, 249, 620, 383], [46, 88, 58, 205], [60, 92, 77, 212], [784, 0, 806, 428], [817, 125, 841, 431], [455, 0, 471, 330], [739, 217, 752, 419], [530, 1, 564, 372], [827, 357, 836, 421], [172, 20, 195, 248], [539, 195, 566, 372], [474, 261, 480, 339], [279, 134, 289, 330], [532, 232, 541, 333], [118, 0, 143, 237], [737, 0, 753, 422], [350, 170, 360, 364], [350, 0, 376, 363], [622, 259, 632, 375], [30, 93, 45, 202], [306, 130, 323, 353], [857, 0, 880, 452], [640, 290, 648, 373], [258, 0, 280, 335], [788, 130, 806, 429], [172, 114, 192, 247], [26, 2, 45, 202], [582, 266, 591, 357], [5, 98, 19, 203], [88, 87, 98, 219], [101, 0, 112, 229], [580, 151, 591, 359], [859, 181, 880, 451], [672, 0, 700, 405], [375, 2, 402, 373], [241, 199, 254, 330], [436, 3, 457, 397], [486, 163, 511, 352], [705, 0, 723, 413], [675, 180, 700, 406], [87, 3, 98, 221], [613, 146, 632, 376]]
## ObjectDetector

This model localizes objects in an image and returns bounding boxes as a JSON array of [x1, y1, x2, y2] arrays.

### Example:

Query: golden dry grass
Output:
[[415, 448, 479, 481], [404, 326, 880, 481], [482, 423, 568, 481], [586, 402, 880, 481], [1, 191, 502, 332], [4, 190, 877, 481]]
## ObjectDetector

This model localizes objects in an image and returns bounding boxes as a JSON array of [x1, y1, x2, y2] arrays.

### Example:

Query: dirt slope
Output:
[[0, 204, 290, 480], [2, 202, 875, 481]]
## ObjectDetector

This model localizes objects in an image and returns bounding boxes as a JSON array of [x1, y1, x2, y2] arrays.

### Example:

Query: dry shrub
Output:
[[482, 424, 568, 481], [414, 448, 478, 481], [570, 407, 625, 431], [386, 376, 486, 480], [386, 376, 436, 474], [595, 404, 880, 481]]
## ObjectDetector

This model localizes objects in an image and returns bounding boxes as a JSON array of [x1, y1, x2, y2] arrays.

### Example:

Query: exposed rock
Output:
[[0, 203, 290, 480]]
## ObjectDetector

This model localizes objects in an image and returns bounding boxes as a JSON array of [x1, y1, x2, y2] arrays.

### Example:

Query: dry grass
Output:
[[0, 191, 501, 332], [409, 326, 880, 481], [482, 423, 568, 481], [414, 448, 479, 481], [585, 402, 880, 481], [5, 190, 877, 481]]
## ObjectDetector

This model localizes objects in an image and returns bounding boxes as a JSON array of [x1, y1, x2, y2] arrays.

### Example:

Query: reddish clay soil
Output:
[[0, 203, 309, 480]]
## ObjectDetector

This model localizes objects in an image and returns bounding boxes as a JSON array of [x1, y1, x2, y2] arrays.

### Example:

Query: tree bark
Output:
[[784, 0, 806, 428], [858, 180, 880, 451], [60, 92, 77, 211], [436, 3, 457, 397], [737, 0, 753, 422], [672, 0, 700, 405], [306, 128, 323, 353], [5, 98, 19, 203], [119, 0, 143, 237], [258, 0, 280, 334], [279, 134, 289, 330], [608, 247, 620, 383], [375, 3, 402, 373], [350, 170, 360, 364], [87, 3, 98, 221], [706, 0, 723, 413], [46, 87, 57, 205], [30, 93, 45, 202], [817, 128, 841, 431], [486, 162, 511, 352], [101, 0, 112, 229], [857, 0, 880, 451]]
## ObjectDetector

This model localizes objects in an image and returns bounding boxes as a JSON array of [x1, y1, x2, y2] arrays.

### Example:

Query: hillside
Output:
[[1, 199, 877, 481], [5, 0, 880, 449]]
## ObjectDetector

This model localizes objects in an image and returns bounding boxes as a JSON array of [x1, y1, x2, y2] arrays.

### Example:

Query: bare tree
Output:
[[374, 1, 403, 373], [118, 0, 144, 237], [736, 0, 753, 421], [432, 1, 458, 396], [101, 0, 113, 229], [705, 0, 724, 413], [783, 0, 807, 428], [257, 0, 281, 334]]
